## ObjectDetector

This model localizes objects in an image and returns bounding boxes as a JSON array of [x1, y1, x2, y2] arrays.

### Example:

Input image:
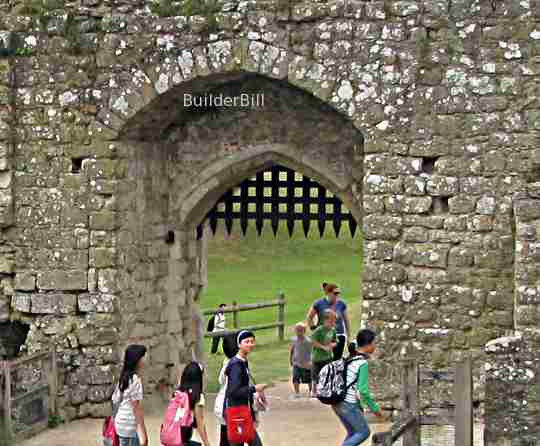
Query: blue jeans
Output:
[[118, 436, 140, 446], [332, 401, 371, 446]]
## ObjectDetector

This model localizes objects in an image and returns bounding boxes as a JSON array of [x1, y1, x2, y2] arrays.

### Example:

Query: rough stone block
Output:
[[88, 403, 111, 418], [89, 248, 116, 268], [87, 385, 110, 403], [515, 200, 540, 222], [0, 254, 14, 274], [444, 215, 468, 231], [363, 262, 407, 284], [403, 176, 426, 195], [448, 247, 474, 267], [11, 293, 31, 312], [14, 272, 36, 291], [0, 296, 9, 322], [78, 327, 118, 346], [403, 215, 444, 229], [362, 281, 387, 300], [97, 269, 118, 293], [0, 171, 12, 188], [410, 244, 449, 268], [516, 305, 540, 326], [37, 270, 88, 291], [384, 196, 432, 214], [30, 293, 77, 314], [78, 293, 115, 313], [70, 385, 89, 405], [403, 227, 429, 242], [90, 212, 118, 230], [487, 290, 514, 310], [364, 215, 402, 239], [468, 215, 494, 232], [364, 240, 394, 260], [426, 176, 459, 196], [364, 175, 402, 194], [476, 196, 496, 215]]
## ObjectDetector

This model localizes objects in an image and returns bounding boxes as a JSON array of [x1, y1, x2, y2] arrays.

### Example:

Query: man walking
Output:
[[211, 303, 227, 354]]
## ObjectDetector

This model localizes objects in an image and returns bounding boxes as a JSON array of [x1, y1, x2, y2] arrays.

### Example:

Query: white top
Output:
[[112, 374, 143, 438], [344, 357, 367, 404], [214, 313, 226, 331], [214, 359, 230, 424]]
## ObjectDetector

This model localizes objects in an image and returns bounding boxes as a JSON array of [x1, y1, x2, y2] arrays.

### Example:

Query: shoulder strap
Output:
[[112, 386, 124, 418], [345, 356, 366, 390]]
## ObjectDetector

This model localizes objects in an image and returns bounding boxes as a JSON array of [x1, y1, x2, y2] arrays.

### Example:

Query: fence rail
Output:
[[1, 348, 57, 444], [372, 357, 474, 446], [203, 293, 286, 341]]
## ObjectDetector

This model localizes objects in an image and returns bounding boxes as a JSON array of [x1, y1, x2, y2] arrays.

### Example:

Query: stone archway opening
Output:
[[115, 72, 364, 387], [191, 160, 363, 369]]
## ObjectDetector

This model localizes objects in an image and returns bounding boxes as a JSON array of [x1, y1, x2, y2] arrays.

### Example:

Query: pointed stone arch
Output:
[[108, 53, 366, 379], [94, 38, 374, 141], [172, 144, 363, 232]]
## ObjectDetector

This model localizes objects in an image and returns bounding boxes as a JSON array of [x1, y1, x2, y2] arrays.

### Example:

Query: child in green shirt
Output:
[[310, 309, 337, 396]]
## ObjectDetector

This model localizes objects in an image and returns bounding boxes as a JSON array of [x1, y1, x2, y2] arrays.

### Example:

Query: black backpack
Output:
[[207, 315, 215, 332], [316, 355, 366, 405]]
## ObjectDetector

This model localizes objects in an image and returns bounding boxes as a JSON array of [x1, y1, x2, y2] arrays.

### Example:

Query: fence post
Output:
[[277, 293, 285, 341], [48, 347, 58, 417], [455, 356, 473, 446], [232, 301, 239, 329], [402, 361, 420, 446], [3, 361, 12, 443]]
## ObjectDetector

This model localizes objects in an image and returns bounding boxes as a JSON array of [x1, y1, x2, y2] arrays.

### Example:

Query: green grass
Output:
[[201, 222, 363, 392]]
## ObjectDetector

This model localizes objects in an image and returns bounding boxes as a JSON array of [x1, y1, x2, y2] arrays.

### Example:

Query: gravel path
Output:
[[20, 382, 390, 446]]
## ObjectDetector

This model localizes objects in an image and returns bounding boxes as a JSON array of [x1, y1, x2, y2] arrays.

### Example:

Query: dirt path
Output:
[[21, 382, 390, 446]]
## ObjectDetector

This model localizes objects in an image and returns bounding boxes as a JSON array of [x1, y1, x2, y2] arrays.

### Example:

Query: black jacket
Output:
[[224, 356, 256, 418]]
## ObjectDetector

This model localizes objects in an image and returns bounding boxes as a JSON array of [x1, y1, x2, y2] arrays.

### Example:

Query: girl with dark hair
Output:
[[112, 344, 148, 446], [178, 362, 211, 446], [215, 332, 240, 446], [224, 330, 268, 446]]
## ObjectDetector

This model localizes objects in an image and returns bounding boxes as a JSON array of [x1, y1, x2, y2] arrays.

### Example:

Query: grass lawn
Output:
[[201, 222, 364, 393]]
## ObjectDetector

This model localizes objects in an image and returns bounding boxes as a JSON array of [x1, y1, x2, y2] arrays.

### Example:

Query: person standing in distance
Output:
[[306, 283, 351, 360], [211, 304, 227, 355]]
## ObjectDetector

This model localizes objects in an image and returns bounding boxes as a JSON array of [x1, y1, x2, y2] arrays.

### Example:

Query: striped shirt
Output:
[[112, 374, 143, 438], [344, 356, 366, 404]]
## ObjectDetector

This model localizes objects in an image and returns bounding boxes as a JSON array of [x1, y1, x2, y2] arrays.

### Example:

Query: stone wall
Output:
[[0, 0, 537, 432], [485, 334, 540, 446]]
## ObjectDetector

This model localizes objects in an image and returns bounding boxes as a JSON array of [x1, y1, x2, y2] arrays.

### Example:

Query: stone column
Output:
[[484, 335, 540, 445]]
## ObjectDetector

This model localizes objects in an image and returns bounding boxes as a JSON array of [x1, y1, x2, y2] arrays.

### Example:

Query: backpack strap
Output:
[[344, 356, 367, 390]]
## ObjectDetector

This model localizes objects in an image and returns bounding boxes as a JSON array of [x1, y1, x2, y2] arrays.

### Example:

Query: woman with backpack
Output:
[[111, 344, 149, 446], [224, 330, 268, 446], [332, 329, 385, 446], [177, 362, 212, 446]]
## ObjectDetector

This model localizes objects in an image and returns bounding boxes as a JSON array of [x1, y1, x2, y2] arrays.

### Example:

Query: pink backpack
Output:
[[160, 390, 194, 446]]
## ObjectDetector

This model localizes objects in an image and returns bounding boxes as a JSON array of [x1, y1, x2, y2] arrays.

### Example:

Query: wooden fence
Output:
[[0, 348, 57, 444], [203, 293, 286, 341], [372, 357, 474, 446]]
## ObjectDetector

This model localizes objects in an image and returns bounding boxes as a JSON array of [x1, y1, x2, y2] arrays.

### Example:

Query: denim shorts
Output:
[[118, 436, 140, 446], [292, 366, 312, 384]]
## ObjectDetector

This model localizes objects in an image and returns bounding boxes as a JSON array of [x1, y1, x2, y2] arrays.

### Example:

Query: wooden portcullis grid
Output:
[[196, 164, 357, 239]]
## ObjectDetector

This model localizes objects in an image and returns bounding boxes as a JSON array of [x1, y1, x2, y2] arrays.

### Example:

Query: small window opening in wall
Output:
[[0, 320, 30, 360], [165, 231, 175, 244], [432, 197, 449, 214], [422, 157, 438, 174], [71, 157, 85, 174]]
